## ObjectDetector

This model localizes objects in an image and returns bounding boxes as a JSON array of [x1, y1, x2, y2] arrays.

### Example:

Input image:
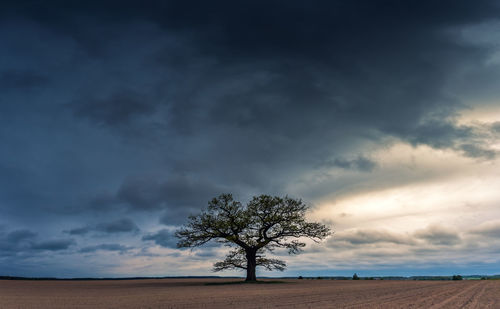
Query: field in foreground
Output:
[[1, 278, 500, 308]]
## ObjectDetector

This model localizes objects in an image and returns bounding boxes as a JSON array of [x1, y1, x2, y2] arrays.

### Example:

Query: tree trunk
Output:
[[245, 249, 257, 281]]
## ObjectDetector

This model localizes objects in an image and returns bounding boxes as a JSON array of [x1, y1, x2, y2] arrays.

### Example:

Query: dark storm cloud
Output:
[[492, 122, 500, 133], [95, 218, 139, 233], [79, 243, 132, 253], [323, 157, 377, 172], [470, 221, 500, 238], [31, 239, 75, 251], [142, 229, 177, 248], [86, 175, 224, 224], [459, 143, 497, 159], [330, 227, 463, 248], [73, 92, 156, 127], [0, 229, 37, 255], [66, 226, 91, 236], [159, 208, 197, 226], [335, 230, 413, 245], [397, 120, 500, 159], [2, 0, 500, 276], [6, 0, 497, 154], [5, 229, 37, 242], [115, 0, 499, 156], [90, 175, 222, 212], [116, 177, 180, 211], [414, 225, 461, 246], [0, 70, 49, 89], [66, 219, 139, 236], [0, 228, 74, 257]]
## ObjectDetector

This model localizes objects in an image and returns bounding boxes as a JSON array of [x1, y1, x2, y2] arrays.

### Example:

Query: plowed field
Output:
[[1, 278, 499, 308]]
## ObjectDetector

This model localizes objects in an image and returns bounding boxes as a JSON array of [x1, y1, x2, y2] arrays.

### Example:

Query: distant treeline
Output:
[[298, 275, 500, 281]]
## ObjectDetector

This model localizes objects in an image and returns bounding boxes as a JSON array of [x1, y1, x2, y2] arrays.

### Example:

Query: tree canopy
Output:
[[176, 193, 331, 281]]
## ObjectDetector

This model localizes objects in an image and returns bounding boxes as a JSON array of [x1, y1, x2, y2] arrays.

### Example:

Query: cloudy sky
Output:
[[2, 0, 500, 278]]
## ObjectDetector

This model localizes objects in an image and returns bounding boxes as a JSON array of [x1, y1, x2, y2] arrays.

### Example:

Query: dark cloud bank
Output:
[[1, 0, 500, 276], [0, 228, 75, 257], [66, 218, 139, 235]]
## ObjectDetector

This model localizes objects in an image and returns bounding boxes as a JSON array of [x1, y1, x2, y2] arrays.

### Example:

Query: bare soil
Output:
[[1, 278, 499, 308]]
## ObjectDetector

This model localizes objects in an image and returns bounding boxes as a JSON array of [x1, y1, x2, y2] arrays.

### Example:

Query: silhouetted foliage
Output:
[[452, 275, 463, 280], [176, 193, 331, 281], [352, 273, 360, 280]]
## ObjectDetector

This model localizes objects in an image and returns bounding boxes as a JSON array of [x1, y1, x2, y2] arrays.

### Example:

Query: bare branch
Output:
[[213, 249, 247, 271]]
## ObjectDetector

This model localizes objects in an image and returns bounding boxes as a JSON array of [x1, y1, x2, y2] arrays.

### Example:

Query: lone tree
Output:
[[176, 193, 331, 281]]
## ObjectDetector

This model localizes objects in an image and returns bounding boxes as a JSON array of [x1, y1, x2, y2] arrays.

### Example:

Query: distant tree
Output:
[[452, 275, 463, 281], [352, 273, 360, 280], [176, 193, 331, 281]]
